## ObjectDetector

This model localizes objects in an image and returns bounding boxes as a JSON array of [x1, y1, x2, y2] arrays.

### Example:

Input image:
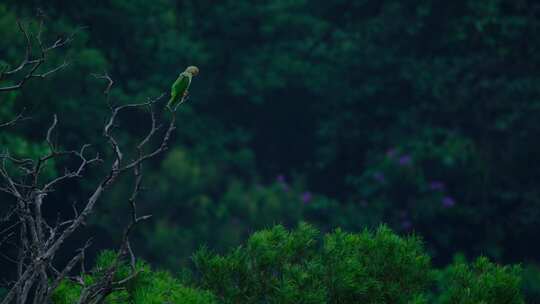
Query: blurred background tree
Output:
[[1, 0, 540, 301]]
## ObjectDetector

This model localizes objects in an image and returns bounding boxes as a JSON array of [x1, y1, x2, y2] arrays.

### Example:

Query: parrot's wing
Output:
[[167, 73, 191, 109]]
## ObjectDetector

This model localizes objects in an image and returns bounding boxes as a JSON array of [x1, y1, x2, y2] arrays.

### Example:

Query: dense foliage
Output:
[[53, 224, 524, 303], [52, 251, 217, 304], [1, 0, 540, 301]]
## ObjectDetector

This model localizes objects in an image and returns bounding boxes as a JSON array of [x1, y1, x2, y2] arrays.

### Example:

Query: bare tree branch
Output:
[[0, 109, 29, 129], [0, 71, 177, 303], [0, 19, 78, 93]]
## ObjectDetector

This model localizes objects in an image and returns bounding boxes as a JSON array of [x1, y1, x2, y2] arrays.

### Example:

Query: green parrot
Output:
[[167, 66, 199, 110]]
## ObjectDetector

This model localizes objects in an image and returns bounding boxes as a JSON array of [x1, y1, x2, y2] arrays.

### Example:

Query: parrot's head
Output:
[[185, 66, 199, 76]]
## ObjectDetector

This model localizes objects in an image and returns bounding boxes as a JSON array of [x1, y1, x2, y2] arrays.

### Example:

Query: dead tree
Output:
[[0, 78, 176, 304], [0, 17, 179, 304]]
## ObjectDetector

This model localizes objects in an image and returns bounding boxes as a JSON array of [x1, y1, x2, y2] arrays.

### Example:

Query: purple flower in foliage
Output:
[[276, 174, 289, 192], [401, 219, 412, 230], [398, 155, 412, 166], [301, 192, 313, 203], [373, 171, 386, 183], [429, 181, 446, 191], [441, 196, 456, 208]]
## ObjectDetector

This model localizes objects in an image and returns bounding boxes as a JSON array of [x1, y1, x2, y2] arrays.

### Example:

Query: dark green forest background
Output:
[[2, 0, 540, 300]]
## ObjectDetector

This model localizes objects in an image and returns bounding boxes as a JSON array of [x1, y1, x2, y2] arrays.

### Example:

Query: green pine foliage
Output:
[[51, 224, 524, 303], [434, 256, 524, 304], [193, 223, 523, 304], [52, 251, 216, 304], [193, 223, 326, 303], [321, 226, 431, 303]]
